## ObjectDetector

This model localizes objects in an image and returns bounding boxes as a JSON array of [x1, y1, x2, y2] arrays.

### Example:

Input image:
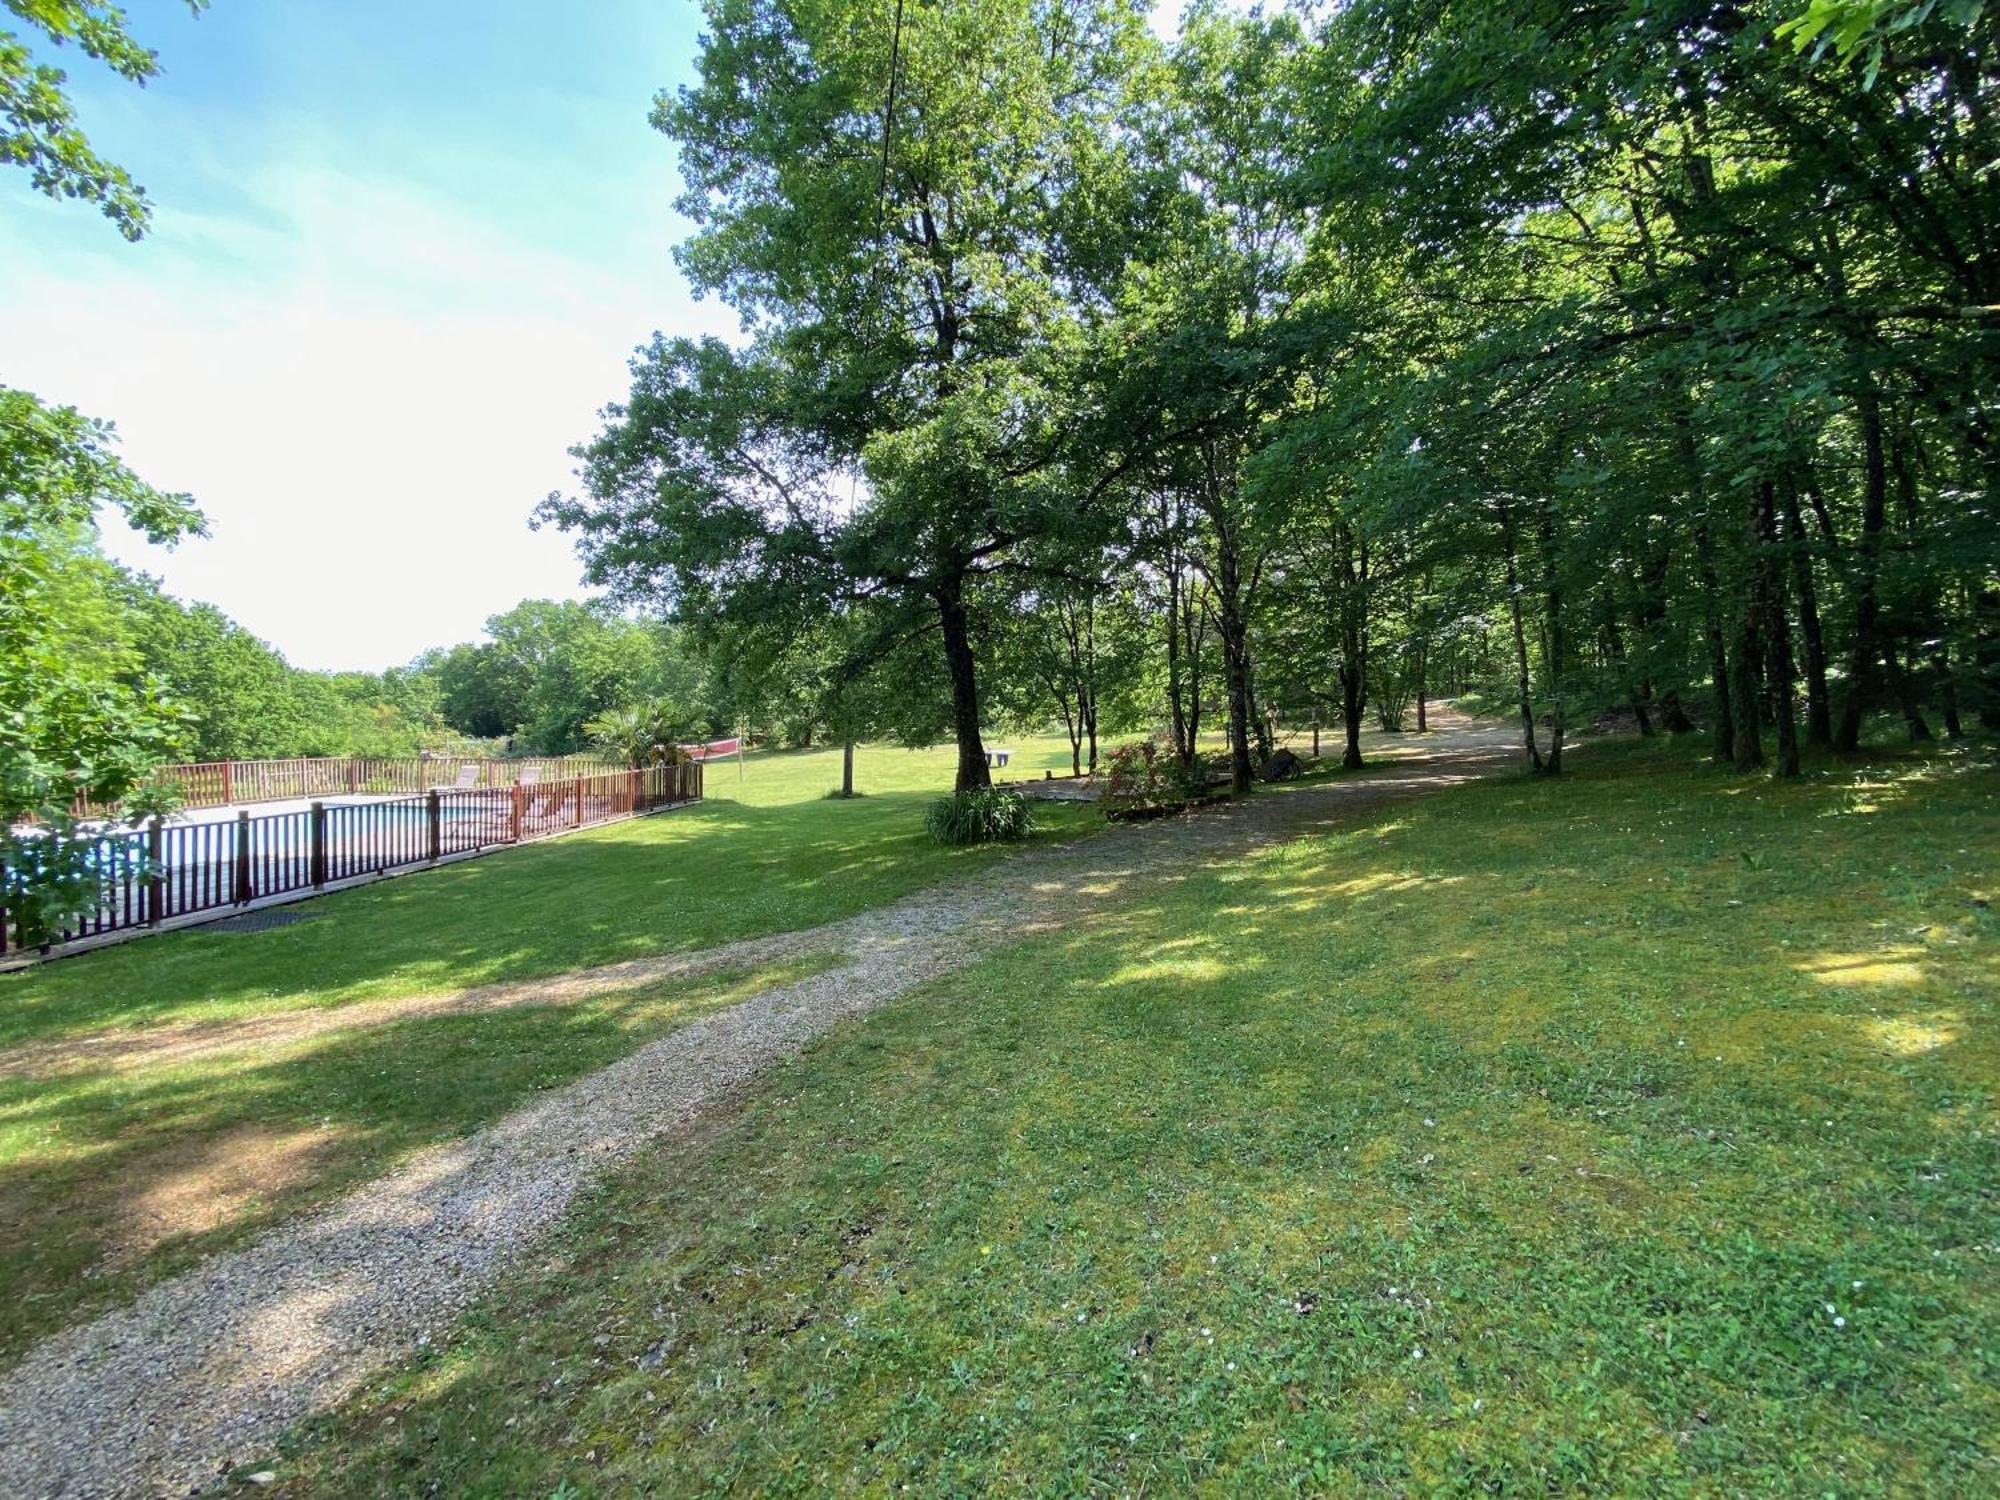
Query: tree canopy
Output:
[[543, 0, 1996, 794]]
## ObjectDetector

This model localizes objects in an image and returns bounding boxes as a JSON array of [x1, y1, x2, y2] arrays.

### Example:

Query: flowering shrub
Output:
[[1103, 741, 1211, 816]]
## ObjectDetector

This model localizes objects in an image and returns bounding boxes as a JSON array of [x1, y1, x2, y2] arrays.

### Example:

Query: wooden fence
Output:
[[6, 762, 703, 959], [72, 754, 622, 818]]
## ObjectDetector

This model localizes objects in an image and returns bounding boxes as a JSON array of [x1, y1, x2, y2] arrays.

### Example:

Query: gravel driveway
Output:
[[0, 721, 1519, 1497]]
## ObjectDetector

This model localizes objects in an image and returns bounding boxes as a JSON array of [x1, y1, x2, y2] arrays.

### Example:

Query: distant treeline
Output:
[[92, 556, 742, 761]]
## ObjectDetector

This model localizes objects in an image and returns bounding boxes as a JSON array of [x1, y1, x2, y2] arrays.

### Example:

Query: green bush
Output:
[[1103, 740, 1214, 815], [924, 787, 1035, 845]]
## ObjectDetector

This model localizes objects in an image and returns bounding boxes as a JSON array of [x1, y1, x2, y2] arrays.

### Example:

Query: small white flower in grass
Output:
[[1201, 1326, 1212, 1337], [1852, 1280, 1864, 1290], [1424, 1118, 1436, 1128], [1227, 1361, 1236, 1371], [1835, 1316, 1847, 1328], [1411, 1346, 1425, 1360]]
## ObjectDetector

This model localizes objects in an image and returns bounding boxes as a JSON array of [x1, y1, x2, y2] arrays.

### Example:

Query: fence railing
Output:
[[7, 761, 703, 959], [71, 754, 623, 818]]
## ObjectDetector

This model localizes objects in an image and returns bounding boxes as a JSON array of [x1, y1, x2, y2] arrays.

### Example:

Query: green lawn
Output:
[[0, 733, 1095, 1047], [0, 734, 1096, 1357], [269, 737, 1998, 1495]]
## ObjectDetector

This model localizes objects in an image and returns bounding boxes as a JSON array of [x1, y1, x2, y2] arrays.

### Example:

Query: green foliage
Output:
[[1778, 0, 1987, 84], [0, 393, 203, 796], [585, 700, 691, 768], [1102, 737, 1212, 815], [430, 601, 726, 755], [0, 1, 208, 240], [547, 0, 1173, 791], [924, 787, 1036, 845]]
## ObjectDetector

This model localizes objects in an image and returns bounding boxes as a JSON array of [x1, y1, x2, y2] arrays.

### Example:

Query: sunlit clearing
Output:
[[1798, 948, 1927, 987], [1864, 1013, 1962, 1056]]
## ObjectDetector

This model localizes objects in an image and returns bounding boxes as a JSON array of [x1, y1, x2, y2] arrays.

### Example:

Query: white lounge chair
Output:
[[431, 763, 480, 793]]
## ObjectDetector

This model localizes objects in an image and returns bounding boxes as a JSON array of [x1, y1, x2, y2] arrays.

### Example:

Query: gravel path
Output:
[[0, 720, 1518, 1498]]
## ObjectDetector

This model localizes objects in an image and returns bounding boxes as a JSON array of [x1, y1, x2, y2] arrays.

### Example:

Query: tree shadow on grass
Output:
[[0, 960, 821, 1360]]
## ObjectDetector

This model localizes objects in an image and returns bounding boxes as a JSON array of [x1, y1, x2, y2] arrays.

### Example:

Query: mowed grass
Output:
[[0, 734, 1094, 1358], [0, 954, 835, 1359], [0, 733, 1095, 1047], [270, 737, 1998, 1495]]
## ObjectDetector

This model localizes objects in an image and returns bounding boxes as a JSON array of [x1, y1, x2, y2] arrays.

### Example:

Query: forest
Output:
[[532, 0, 1998, 798]]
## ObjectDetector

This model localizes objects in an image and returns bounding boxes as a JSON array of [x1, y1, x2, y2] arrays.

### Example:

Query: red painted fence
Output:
[[678, 738, 741, 762], [72, 754, 622, 818], [6, 761, 703, 959]]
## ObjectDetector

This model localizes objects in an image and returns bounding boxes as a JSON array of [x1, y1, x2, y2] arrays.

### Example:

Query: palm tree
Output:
[[585, 700, 689, 768]]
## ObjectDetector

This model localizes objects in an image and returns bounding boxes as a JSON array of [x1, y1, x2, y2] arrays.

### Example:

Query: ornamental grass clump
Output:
[[924, 787, 1035, 846]]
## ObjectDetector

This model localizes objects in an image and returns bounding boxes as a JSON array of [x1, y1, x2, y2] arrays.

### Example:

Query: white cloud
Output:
[[3, 162, 736, 671]]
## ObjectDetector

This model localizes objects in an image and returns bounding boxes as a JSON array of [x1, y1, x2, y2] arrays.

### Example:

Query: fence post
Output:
[[629, 768, 641, 814], [146, 816, 165, 926], [348, 760, 361, 794], [309, 801, 327, 888], [427, 790, 442, 862], [572, 775, 584, 828], [510, 783, 524, 843], [221, 761, 235, 805], [234, 809, 254, 903]]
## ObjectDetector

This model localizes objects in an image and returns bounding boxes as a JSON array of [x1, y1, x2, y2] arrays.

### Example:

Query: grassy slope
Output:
[[0, 734, 1094, 1046], [274, 738, 1998, 1496], [0, 735, 1094, 1357]]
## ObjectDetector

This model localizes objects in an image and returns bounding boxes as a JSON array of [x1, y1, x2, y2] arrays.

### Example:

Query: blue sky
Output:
[[2, 0, 1192, 671], [0, 0, 738, 669]]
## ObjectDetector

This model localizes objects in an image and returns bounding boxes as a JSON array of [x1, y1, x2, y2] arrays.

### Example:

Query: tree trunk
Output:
[[1833, 384, 1890, 751], [936, 576, 990, 792], [1215, 542, 1255, 796], [1603, 593, 1652, 735], [841, 739, 855, 797], [1247, 670, 1274, 765], [1500, 502, 1543, 772], [1165, 559, 1190, 768], [1696, 521, 1734, 764], [1535, 501, 1565, 775], [1338, 524, 1368, 769], [1413, 572, 1430, 733], [1340, 661, 1365, 770], [1221, 603, 1254, 794], [1730, 624, 1765, 772], [1780, 477, 1832, 748], [1757, 482, 1800, 778], [1730, 491, 1766, 773], [1932, 643, 1964, 740], [1884, 644, 1934, 741]]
